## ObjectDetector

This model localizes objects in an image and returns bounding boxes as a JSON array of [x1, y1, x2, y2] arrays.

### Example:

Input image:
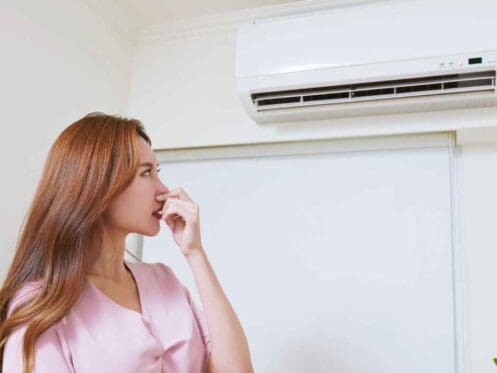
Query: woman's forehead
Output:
[[137, 138, 157, 165]]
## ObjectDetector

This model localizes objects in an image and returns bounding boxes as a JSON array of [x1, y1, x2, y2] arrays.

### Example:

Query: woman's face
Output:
[[102, 136, 169, 236]]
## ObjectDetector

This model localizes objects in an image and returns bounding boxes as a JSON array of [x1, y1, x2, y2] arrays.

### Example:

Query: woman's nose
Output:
[[157, 179, 169, 195]]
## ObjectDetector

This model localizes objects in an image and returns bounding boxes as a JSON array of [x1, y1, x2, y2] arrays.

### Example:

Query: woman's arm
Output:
[[156, 187, 254, 372], [186, 249, 254, 373]]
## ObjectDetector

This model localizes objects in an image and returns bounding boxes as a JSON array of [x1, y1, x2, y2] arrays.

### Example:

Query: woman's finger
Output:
[[162, 199, 195, 225], [162, 198, 196, 216], [162, 204, 180, 226], [157, 187, 193, 203]]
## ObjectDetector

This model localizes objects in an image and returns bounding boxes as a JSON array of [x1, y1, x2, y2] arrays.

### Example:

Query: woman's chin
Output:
[[147, 223, 161, 236], [133, 219, 162, 236]]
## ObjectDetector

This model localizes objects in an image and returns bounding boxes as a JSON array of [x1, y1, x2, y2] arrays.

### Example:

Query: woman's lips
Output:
[[152, 205, 163, 219]]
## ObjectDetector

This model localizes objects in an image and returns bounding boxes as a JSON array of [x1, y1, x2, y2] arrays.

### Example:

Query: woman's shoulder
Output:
[[126, 260, 184, 290], [7, 279, 44, 317], [128, 259, 176, 278]]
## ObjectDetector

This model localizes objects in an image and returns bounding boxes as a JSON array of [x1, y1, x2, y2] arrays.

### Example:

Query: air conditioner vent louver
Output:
[[251, 70, 496, 112]]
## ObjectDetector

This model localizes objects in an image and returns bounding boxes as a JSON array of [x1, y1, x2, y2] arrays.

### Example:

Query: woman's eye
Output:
[[142, 168, 161, 176]]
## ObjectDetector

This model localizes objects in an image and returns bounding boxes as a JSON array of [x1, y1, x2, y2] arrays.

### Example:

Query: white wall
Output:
[[127, 2, 497, 372], [460, 144, 497, 373], [0, 0, 134, 276]]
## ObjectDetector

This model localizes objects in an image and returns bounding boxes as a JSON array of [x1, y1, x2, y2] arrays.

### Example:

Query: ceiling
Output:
[[82, 0, 300, 41], [119, 0, 296, 24]]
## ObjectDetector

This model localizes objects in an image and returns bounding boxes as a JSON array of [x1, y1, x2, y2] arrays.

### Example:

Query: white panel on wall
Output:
[[142, 133, 458, 373]]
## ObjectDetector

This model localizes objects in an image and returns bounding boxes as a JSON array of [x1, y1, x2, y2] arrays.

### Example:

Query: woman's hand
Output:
[[155, 187, 204, 257]]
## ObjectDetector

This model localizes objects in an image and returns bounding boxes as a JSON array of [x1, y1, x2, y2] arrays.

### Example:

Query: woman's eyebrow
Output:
[[139, 162, 159, 168]]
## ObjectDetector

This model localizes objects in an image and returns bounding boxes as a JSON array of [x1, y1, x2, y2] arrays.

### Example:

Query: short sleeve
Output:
[[154, 262, 212, 357], [3, 322, 74, 373], [3, 283, 74, 373]]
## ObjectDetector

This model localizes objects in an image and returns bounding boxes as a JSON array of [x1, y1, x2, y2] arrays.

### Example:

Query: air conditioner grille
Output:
[[251, 70, 496, 112]]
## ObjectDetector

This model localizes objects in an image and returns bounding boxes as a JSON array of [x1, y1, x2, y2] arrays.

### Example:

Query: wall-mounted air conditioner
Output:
[[235, 0, 497, 124]]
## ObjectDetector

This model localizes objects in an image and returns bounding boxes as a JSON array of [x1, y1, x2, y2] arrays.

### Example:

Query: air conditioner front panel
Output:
[[236, 1, 497, 78]]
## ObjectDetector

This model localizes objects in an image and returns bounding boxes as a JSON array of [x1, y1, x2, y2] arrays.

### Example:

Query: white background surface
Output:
[[143, 134, 457, 372]]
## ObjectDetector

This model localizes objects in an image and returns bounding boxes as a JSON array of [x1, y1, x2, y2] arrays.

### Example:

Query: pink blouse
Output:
[[3, 260, 211, 372]]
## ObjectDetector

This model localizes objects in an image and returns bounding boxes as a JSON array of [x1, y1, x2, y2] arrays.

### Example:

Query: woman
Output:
[[0, 112, 253, 373]]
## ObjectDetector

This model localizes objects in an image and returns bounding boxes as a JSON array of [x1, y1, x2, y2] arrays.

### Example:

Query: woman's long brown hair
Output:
[[0, 112, 151, 373]]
